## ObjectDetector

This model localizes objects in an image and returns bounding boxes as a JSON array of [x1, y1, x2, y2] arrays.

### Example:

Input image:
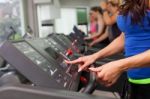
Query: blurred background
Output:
[[0, 0, 112, 38]]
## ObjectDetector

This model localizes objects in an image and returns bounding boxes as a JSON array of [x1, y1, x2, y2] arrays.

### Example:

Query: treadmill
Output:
[[0, 39, 115, 99]]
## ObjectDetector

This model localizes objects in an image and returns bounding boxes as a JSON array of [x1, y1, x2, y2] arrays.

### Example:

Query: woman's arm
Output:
[[118, 50, 150, 71], [89, 49, 150, 86], [85, 14, 105, 40], [85, 32, 102, 40], [66, 33, 125, 72], [97, 14, 105, 35], [89, 30, 109, 47], [93, 32, 124, 60]]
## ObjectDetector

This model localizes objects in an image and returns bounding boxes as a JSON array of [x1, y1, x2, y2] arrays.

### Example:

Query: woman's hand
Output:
[[84, 37, 91, 40], [89, 60, 124, 87], [89, 42, 96, 47], [65, 55, 97, 72]]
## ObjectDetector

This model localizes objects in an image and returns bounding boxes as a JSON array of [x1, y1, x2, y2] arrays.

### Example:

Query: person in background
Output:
[[86, 0, 121, 47], [89, 7, 99, 36], [85, 7, 109, 47], [66, 0, 150, 98], [102, 0, 121, 41]]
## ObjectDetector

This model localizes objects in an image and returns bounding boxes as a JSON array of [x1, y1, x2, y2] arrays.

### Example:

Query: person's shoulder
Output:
[[116, 13, 126, 32], [147, 10, 150, 15], [117, 14, 125, 22], [117, 12, 125, 18]]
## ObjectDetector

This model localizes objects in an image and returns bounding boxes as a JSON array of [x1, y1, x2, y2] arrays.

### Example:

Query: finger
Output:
[[78, 64, 82, 69], [95, 72, 105, 85], [78, 63, 90, 72], [99, 81, 106, 86], [65, 58, 82, 64], [84, 37, 88, 40], [78, 64, 84, 70], [97, 79, 108, 86], [103, 78, 116, 87], [105, 82, 114, 87], [89, 67, 102, 72], [97, 78, 111, 87], [95, 72, 104, 82], [95, 74, 109, 86], [84, 37, 90, 40], [106, 79, 118, 87], [89, 67, 98, 72], [102, 76, 110, 83]]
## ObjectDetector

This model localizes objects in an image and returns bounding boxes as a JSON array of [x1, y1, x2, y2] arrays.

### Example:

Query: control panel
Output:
[[0, 40, 79, 91], [48, 34, 80, 54], [73, 26, 85, 44], [26, 39, 79, 78]]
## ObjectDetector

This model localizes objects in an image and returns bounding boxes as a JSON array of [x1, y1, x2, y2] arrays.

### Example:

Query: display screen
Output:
[[13, 42, 57, 75], [45, 47, 59, 59], [45, 46, 75, 77], [45, 47, 68, 69]]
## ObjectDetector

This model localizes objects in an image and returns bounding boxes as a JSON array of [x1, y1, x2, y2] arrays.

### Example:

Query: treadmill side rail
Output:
[[0, 85, 115, 99]]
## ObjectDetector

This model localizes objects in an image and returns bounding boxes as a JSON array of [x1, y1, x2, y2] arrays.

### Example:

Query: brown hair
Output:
[[90, 6, 103, 15], [119, 0, 149, 24], [107, 0, 120, 7]]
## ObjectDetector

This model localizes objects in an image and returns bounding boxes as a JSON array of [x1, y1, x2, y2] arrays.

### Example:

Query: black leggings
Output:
[[128, 83, 150, 99]]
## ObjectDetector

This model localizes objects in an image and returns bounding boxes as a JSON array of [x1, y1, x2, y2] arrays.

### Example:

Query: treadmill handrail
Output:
[[0, 84, 114, 99]]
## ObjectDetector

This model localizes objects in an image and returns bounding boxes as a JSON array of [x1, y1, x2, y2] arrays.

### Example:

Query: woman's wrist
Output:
[[117, 58, 133, 72], [92, 51, 105, 61], [91, 53, 99, 61]]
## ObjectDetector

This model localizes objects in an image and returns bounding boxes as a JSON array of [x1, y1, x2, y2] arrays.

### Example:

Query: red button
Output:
[[66, 49, 73, 56], [80, 76, 88, 85]]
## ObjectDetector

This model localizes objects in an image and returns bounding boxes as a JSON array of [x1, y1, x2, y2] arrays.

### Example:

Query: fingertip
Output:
[[106, 83, 112, 87], [78, 68, 82, 72], [64, 60, 68, 62], [78, 66, 86, 72], [89, 67, 97, 72], [64, 60, 70, 64], [89, 67, 94, 70]]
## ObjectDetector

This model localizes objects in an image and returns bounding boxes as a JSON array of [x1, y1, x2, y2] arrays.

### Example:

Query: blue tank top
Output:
[[117, 11, 150, 80]]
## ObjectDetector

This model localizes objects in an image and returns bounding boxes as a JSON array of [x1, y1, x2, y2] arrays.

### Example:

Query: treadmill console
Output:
[[0, 40, 79, 91], [26, 39, 78, 76], [73, 26, 85, 44], [47, 34, 80, 54]]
